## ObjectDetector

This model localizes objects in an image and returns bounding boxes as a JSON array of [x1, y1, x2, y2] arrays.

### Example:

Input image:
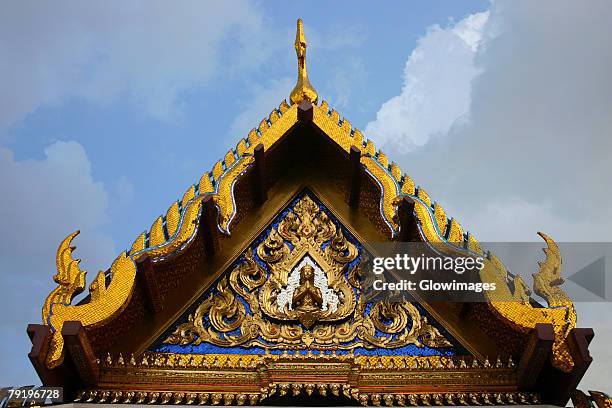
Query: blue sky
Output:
[[3, 1, 487, 256], [1, 0, 611, 390]]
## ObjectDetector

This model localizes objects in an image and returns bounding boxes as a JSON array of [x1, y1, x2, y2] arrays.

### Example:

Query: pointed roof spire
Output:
[[290, 19, 318, 105]]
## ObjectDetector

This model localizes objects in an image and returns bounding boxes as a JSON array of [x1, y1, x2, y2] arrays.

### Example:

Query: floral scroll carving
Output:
[[163, 193, 452, 351]]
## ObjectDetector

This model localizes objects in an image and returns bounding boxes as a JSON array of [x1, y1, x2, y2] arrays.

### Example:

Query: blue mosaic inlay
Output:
[[147, 189, 467, 357]]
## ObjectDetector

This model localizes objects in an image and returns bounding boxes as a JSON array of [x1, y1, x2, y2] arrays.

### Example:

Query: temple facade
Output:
[[26, 19, 608, 407]]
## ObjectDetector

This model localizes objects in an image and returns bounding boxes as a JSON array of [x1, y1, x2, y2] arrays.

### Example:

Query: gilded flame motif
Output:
[[290, 19, 318, 105], [163, 193, 452, 350], [42, 231, 87, 324], [43, 232, 137, 368], [480, 232, 576, 372]]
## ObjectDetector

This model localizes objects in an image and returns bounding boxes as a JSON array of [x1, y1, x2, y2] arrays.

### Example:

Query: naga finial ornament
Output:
[[42, 231, 87, 323], [289, 19, 318, 105], [42, 230, 138, 368], [479, 232, 576, 372]]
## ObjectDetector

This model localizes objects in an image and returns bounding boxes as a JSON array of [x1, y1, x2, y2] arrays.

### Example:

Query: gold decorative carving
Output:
[[166, 201, 180, 237], [257, 196, 356, 329], [80, 350, 529, 406], [533, 232, 572, 307], [40, 20, 581, 380], [42, 231, 87, 324], [149, 216, 165, 247], [163, 194, 451, 351], [480, 232, 576, 372], [75, 384, 541, 407], [43, 232, 137, 368], [290, 19, 318, 105], [310, 90, 580, 369], [40, 98, 296, 365], [214, 155, 255, 234]]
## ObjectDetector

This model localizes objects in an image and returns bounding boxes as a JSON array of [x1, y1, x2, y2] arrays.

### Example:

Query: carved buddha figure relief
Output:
[[162, 192, 453, 351], [275, 256, 339, 328], [292, 264, 322, 312]]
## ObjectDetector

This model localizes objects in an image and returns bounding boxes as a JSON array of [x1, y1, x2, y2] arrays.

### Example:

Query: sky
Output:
[[1, 0, 611, 392]]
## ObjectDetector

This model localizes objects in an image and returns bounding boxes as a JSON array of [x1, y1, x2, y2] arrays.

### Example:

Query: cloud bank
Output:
[[0, 0, 270, 129], [0, 141, 115, 385], [367, 0, 612, 242], [365, 11, 489, 152], [367, 0, 612, 390]]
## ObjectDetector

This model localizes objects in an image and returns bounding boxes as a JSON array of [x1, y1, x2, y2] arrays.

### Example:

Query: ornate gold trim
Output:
[[100, 351, 517, 371], [480, 233, 576, 372], [42, 231, 87, 324], [309, 101, 576, 372], [74, 388, 540, 406], [44, 247, 137, 368], [357, 392, 540, 407], [290, 19, 318, 105], [40, 102, 297, 367], [75, 352, 528, 406], [41, 79, 576, 374], [161, 193, 452, 352]]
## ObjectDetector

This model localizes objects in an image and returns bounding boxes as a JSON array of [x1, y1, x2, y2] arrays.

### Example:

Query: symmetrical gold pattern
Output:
[[76, 352, 526, 406], [40, 17, 578, 380], [163, 194, 451, 351], [79, 347, 559, 408], [75, 388, 540, 407], [102, 351, 516, 371]]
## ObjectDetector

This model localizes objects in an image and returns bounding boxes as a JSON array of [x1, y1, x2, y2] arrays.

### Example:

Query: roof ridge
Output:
[[38, 18, 578, 375], [124, 98, 484, 262]]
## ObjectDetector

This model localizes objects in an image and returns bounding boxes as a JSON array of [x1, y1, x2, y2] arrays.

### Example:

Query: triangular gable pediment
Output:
[[27, 16, 591, 403], [145, 189, 468, 359]]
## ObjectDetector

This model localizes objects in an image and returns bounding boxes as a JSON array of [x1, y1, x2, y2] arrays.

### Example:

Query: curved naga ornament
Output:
[[42, 232, 137, 368], [38, 99, 295, 368], [163, 194, 452, 351], [480, 232, 576, 372], [42, 231, 87, 324], [39, 100, 295, 367]]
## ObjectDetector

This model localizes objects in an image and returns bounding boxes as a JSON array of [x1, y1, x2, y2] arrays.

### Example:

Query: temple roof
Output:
[[29, 19, 595, 407]]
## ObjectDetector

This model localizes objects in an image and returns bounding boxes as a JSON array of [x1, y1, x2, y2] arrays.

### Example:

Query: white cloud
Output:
[[365, 11, 489, 152], [0, 141, 115, 385], [0, 0, 271, 129], [369, 0, 612, 391]]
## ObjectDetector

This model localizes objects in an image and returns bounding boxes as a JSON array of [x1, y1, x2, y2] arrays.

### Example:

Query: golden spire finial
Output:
[[290, 18, 318, 105]]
